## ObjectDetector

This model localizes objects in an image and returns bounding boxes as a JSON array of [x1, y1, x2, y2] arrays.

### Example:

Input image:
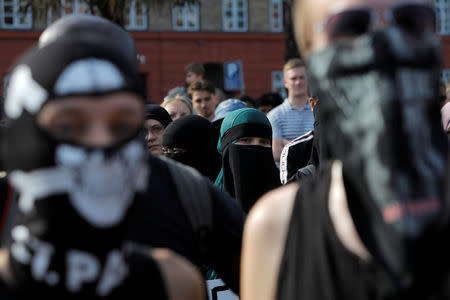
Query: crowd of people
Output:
[[0, 0, 449, 299]]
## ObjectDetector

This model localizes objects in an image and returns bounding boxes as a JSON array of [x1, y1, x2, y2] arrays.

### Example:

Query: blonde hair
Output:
[[161, 94, 194, 114], [283, 58, 304, 76]]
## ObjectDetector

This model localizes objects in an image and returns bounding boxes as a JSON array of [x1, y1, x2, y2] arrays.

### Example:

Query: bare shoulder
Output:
[[152, 248, 205, 300], [240, 183, 299, 300], [246, 182, 299, 237], [0, 249, 11, 284]]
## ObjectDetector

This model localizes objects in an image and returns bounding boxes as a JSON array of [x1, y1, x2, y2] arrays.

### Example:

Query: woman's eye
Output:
[[238, 138, 248, 143]]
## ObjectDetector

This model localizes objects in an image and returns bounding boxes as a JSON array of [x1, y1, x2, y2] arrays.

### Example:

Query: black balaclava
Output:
[[3, 38, 150, 297], [39, 14, 138, 67], [306, 27, 448, 288], [162, 115, 221, 181], [145, 104, 172, 127], [217, 108, 281, 212]]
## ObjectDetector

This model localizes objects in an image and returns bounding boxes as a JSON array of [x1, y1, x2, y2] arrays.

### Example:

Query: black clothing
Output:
[[277, 163, 450, 300], [125, 154, 245, 269], [0, 245, 168, 299], [222, 144, 280, 212], [145, 105, 172, 127], [39, 14, 138, 67], [286, 136, 313, 177], [1, 154, 245, 275], [163, 115, 221, 182], [280, 131, 314, 184], [306, 27, 448, 280]]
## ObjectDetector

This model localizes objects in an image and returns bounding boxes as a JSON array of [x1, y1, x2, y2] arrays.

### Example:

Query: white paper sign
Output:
[[206, 279, 239, 300]]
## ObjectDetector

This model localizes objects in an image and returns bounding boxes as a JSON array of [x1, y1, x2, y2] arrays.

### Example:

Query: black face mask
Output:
[[223, 144, 281, 212], [306, 28, 448, 284], [162, 115, 221, 181]]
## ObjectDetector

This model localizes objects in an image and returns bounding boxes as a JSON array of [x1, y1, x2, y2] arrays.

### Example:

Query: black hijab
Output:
[[162, 115, 221, 181], [215, 108, 281, 212]]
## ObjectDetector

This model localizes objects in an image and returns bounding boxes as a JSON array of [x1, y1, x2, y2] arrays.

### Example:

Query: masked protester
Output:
[[215, 108, 281, 213], [162, 115, 221, 182], [241, 1, 450, 300], [0, 37, 206, 299]]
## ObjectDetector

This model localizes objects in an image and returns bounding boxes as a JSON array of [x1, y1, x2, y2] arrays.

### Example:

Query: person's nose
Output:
[[146, 130, 156, 142], [83, 122, 115, 148], [373, 10, 388, 31]]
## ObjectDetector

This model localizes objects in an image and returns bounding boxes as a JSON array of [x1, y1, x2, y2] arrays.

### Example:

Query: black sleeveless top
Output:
[[276, 163, 450, 300]]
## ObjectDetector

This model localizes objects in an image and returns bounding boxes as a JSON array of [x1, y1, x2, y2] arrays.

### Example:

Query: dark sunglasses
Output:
[[314, 3, 436, 40]]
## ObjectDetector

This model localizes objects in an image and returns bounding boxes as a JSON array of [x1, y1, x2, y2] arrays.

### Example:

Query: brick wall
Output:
[[0, 31, 286, 103]]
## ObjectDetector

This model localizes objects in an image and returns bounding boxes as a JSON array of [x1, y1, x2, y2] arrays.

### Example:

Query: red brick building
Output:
[[0, 0, 287, 103], [0, 0, 449, 102]]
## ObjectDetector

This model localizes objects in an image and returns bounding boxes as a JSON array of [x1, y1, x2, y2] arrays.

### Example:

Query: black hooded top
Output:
[[162, 115, 221, 181]]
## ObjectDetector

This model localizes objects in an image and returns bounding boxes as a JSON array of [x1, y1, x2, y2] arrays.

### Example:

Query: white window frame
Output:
[[269, 0, 283, 32], [435, 0, 450, 35], [3, 73, 10, 98], [1, 0, 32, 29], [222, 0, 248, 32], [60, 0, 90, 16], [172, 1, 200, 31], [272, 70, 287, 99], [125, 0, 148, 31]]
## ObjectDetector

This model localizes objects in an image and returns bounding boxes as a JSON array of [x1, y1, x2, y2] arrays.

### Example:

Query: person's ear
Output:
[[309, 97, 316, 111]]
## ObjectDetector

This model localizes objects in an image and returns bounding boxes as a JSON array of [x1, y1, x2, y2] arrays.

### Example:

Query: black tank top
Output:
[[276, 163, 450, 300]]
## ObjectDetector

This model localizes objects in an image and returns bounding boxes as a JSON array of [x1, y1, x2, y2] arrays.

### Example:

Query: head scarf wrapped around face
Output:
[[215, 108, 281, 212], [162, 115, 221, 181], [306, 26, 448, 287]]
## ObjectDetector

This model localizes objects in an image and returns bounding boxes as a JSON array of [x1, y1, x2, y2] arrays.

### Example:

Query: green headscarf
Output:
[[214, 108, 272, 190]]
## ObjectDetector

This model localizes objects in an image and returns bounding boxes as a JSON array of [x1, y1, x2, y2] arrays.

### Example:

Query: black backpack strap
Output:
[[159, 156, 212, 256]]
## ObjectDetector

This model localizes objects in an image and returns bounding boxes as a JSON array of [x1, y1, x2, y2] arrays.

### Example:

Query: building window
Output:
[[125, 0, 147, 30], [269, 0, 283, 32], [443, 69, 450, 84], [435, 0, 450, 35], [222, 0, 248, 32], [172, 1, 199, 31], [3, 73, 10, 98], [272, 70, 286, 99], [60, 0, 90, 16], [1, 0, 32, 29]]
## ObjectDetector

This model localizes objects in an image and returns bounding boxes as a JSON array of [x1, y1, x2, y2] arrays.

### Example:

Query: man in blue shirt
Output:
[[267, 58, 314, 163]]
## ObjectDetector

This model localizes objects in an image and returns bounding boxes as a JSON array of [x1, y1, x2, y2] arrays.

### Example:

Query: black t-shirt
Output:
[[280, 132, 314, 184], [0, 245, 168, 299], [277, 163, 450, 300], [124, 154, 245, 268]]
